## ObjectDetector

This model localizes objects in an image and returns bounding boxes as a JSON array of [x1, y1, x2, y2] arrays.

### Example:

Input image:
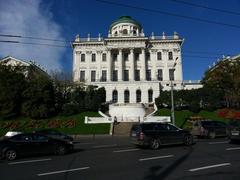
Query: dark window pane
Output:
[[92, 53, 96, 62], [158, 69, 163, 81], [157, 52, 162, 60], [102, 53, 106, 61], [81, 54, 85, 62], [168, 52, 173, 60]]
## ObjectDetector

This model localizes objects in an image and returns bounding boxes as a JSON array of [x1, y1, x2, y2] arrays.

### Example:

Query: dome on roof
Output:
[[109, 16, 144, 37], [110, 16, 142, 29]]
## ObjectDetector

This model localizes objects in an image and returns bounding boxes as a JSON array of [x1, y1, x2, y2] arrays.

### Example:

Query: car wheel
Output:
[[5, 149, 17, 161], [208, 132, 216, 139], [183, 135, 193, 146], [150, 139, 161, 150], [55, 145, 66, 155]]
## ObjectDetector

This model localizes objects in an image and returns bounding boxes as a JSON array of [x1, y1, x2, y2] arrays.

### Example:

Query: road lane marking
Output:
[[189, 163, 231, 172], [93, 144, 117, 148], [37, 167, 90, 176], [226, 147, 240, 151], [113, 148, 140, 153], [139, 155, 174, 162], [8, 158, 52, 165], [208, 141, 228, 145]]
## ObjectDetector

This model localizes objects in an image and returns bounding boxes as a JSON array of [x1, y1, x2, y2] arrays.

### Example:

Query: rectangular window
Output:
[[101, 70, 107, 82], [80, 71, 85, 82], [102, 53, 106, 62], [157, 52, 162, 60], [91, 70, 96, 82], [169, 69, 175, 81], [113, 54, 117, 61], [112, 70, 118, 81], [124, 70, 129, 81], [146, 52, 150, 61], [168, 52, 173, 60], [146, 70, 151, 81], [135, 70, 140, 81], [81, 54, 85, 62], [135, 53, 139, 61], [157, 69, 163, 81], [92, 53, 96, 62], [124, 53, 128, 61]]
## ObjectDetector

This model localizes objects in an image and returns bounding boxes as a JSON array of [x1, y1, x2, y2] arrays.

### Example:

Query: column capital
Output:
[[86, 51, 92, 54], [118, 48, 123, 53], [150, 49, 158, 54], [97, 51, 103, 54], [129, 48, 134, 53]]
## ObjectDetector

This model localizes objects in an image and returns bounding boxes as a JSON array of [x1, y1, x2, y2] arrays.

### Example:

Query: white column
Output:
[[107, 49, 112, 82], [140, 48, 146, 81], [162, 49, 168, 81], [97, 51, 102, 82], [129, 48, 135, 81], [86, 51, 91, 83], [118, 49, 123, 81], [73, 50, 77, 82], [151, 50, 157, 81]]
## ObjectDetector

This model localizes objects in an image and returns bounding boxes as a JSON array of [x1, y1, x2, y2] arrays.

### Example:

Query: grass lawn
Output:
[[0, 112, 110, 136], [155, 108, 194, 128], [155, 108, 230, 129]]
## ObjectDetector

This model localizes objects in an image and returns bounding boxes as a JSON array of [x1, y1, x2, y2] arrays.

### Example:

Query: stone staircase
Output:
[[113, 122, 136, 136], [144, 104, 155, 117]]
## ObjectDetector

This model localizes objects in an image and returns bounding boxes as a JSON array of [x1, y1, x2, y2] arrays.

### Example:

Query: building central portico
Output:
[[72, 16, 184, 104]]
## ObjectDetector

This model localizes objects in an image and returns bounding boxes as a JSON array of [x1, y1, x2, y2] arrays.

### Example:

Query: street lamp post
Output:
[[170, 57, 178, 125]]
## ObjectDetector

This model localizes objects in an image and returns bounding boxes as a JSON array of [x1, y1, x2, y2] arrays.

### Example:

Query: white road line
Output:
[[189, 163, 231, 172], [93, 144, 117, 148], [226, 147, 240, 151], [139, 155, 174, 162], [8, 158, 52, 165], [113, 148, 140, 153], [37, 167, 90, 176], [209, 141, 228, 145]]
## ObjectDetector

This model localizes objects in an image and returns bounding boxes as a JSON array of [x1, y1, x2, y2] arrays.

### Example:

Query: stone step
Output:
[[113, 122, 135, 135]]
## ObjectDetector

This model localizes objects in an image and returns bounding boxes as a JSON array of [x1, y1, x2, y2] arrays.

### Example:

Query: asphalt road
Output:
[[0, 136, 240, 180]]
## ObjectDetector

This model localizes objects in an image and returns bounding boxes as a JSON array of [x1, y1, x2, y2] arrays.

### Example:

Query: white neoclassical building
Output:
[[72, 16, 186, 104]]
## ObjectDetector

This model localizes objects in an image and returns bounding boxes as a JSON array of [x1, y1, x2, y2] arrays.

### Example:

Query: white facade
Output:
[[72, 16, 185, 104]]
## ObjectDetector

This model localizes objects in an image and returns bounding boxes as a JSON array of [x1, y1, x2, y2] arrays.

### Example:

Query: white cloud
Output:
[[0, 0, 66, 71]]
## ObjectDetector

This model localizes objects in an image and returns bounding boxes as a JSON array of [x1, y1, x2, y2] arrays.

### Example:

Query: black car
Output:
[[0, 133, 73, 161], [227, 120, 240, 142], [191, 120, 227, 139], [130, 123, 193, 149], [35, 129, 74, 142]]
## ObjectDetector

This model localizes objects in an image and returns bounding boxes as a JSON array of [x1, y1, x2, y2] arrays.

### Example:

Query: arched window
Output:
[[112, 90, 118, 103], [124, 90, 130, 103], [136, 90, 141, 103], [148, 89, 153, 103], [133, 30, 137, 35], [114, 31, 118, 36], [123, 29, 128, 35]]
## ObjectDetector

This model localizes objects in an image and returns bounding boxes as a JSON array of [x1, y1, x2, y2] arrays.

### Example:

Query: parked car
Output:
[[191, 120, 227, 139], [0, 133, 73, 161], [227, 120, 240, 142], [34, 129, 73, 142], [130, 122, 193, 149]]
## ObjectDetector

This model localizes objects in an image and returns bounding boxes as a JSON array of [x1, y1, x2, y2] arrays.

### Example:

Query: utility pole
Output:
[[170, 57, 178, 125]]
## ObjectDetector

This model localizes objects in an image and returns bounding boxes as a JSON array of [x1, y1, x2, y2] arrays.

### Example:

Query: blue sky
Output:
[[0, 0, 240, 80]]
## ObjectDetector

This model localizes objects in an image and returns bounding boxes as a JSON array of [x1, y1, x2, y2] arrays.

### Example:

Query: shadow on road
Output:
[[144, 146, 194, 180]]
